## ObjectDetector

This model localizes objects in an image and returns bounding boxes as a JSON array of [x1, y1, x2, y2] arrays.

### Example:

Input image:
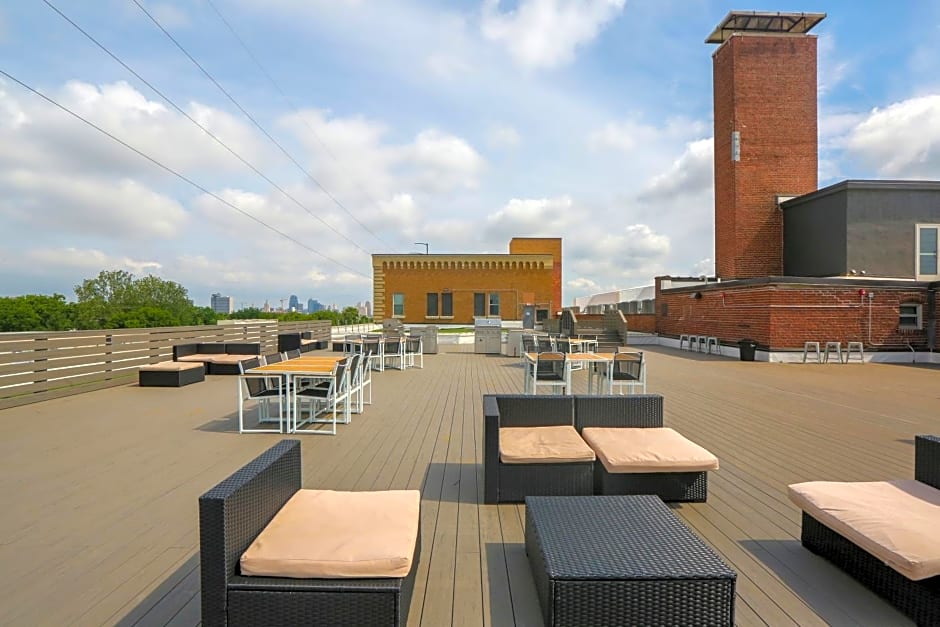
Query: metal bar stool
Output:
[[823, 341, 843, 364], [845, 341, 865, 363], [678, 334, 691, 350], [802, 341, 821, 363]]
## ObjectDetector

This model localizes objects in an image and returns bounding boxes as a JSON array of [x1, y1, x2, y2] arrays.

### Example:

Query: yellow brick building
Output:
[[372, 238, 562, 324]]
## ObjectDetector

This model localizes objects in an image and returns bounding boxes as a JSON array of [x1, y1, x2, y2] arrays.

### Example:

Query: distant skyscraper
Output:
[[307, 298, 324, 313], [262, 300, 271, 313], [288, 294, 300, 312], [210, 293, 234, 314]]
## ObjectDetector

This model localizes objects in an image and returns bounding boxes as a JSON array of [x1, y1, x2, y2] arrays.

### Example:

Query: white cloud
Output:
[[405, 129, 486, 191], [639, 138, 713, 201], [567, 277, 601, 291], [845, 94, 940, 177], [588, 117, 707, 153], [26, 247, 163, 275], [0, 170, 187, 239], [817, 34, 849, 96], [481, 0, 626, 69], [484, 195, 574, 240], [486, 124, 521, 149], [147, 2, 191, 29], [426, 52, 474, 79]]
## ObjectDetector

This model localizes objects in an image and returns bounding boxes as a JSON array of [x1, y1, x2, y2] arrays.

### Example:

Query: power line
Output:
[[0, 68, 369, 279], [41, 0, 371, 256], [204, 0, 395, 247], [130, 0, 391, 249]]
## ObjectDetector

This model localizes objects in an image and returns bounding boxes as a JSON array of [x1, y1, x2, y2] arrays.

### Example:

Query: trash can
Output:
[[738, 339, 757, 362]]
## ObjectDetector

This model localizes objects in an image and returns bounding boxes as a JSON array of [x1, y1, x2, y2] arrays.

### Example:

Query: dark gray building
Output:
[[782, 180, 940, 279]]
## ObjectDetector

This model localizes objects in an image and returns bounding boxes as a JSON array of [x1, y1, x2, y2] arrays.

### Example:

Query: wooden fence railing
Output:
[[0, 320, 331, 410]]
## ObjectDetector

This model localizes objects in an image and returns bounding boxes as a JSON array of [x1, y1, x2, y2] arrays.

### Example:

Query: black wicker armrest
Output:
[[915, 435, 940, 490], [199, 439, 302, 627], [574, 394, 664, 430], [173, 343, 198, 360], [483, 395, 502, 504]]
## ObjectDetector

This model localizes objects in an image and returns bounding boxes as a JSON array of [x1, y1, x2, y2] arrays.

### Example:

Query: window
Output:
[[536, 309, 548, 322], [473, 292, 486, 317], [489, 292, 500, 316], [899, 303, 923, 329], [392, 293, 404, 317], [426, 293, 438, 317], [916, 224, 940, 280], [441, 292, 453, 317]]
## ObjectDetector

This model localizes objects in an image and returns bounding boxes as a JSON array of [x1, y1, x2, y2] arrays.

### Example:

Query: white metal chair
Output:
[[362, 334, 384, 371], [292, 358, 350, 434], [404, 335, 423, 369], [382, 334, 406, 370], [530, 351, 568, 395], [535, 335, 555, 354], [237, 357, 285, 434], [603, 351, 646, 395]]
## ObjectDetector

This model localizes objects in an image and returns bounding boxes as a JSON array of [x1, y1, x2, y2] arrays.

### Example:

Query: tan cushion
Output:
[[499, 426, 595, 464], [141, 361, 202, 372], [240, 489, 420, 579], [789, 479, 940, 581], [581, 427, 719, 473], [301, 339, 317, 345], [176, 354, 215, 362], [207, 354, 251, 364]]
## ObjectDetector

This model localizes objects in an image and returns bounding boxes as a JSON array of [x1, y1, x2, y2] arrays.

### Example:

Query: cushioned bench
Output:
[[789, 435, 940, 625], [174, 342, 261, 375], [200, 439, 420, 627], [138, 361, 205, 387], [583, 427, 719, 502]]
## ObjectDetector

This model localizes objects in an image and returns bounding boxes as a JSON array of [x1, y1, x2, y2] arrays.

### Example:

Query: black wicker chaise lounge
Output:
[[199, 440, 419, 627], [790, 435, 940, 626]]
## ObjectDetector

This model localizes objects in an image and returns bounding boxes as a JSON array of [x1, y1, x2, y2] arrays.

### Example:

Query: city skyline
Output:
[[0, 2, 937, 306]]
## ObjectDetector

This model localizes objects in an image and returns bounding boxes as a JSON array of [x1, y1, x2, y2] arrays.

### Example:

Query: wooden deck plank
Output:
[[0, 347, 934, 625]]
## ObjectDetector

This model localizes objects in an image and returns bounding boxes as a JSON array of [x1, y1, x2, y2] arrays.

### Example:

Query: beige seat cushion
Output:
[[208, 354, 251, 364], [240, 489, 420, 579], [141, 361, 202, 372], [581, 427, 719, 473], [789, 479, 940, 581], [176, 354, 216, 363], [499, 426, 595, 464]]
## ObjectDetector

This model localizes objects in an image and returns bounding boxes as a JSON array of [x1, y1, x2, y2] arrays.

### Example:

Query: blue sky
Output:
[[1, 1, 939, 309]]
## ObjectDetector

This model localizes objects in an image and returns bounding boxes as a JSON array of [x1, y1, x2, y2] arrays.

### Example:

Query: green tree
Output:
[[127, 275, 193, 321], [0, 294, 74, 332], [109, 306, 179, 328]]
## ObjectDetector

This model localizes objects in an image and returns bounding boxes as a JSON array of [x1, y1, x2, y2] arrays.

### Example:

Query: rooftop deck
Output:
[[2, 345, 937, 626]]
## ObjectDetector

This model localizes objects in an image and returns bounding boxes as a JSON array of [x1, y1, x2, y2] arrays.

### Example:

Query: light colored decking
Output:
[[1, 346, 938, 626]]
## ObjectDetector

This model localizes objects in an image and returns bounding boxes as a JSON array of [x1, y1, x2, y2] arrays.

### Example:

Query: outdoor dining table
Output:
[[522, 352, 615, 394], [246, 355, 343, 433]]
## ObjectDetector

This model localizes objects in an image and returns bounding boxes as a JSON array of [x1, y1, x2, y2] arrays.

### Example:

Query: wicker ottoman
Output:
[[139, 361, 205, 387], [525, 495, 736, 627]]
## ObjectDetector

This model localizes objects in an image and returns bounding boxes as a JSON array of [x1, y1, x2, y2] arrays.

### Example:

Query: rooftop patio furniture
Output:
[[293, 357, 351, 434], [173, 342, 261, 375], [138, 360, 204, 387], [599, 350, 646, 395], [529, 351, 568, 395], [485, 394, 666, 503], [525, 495, 736, 627], [237, 358, 285, 434], [199, 439, 420, 627], [789, 435, 940, 625]]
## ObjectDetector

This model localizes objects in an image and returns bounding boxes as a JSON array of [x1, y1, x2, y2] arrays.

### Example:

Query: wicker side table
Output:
[[525, 495, 736, 626]]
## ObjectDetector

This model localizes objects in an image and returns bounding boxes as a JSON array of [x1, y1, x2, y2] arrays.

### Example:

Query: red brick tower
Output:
[[707, 12, 825, 279]]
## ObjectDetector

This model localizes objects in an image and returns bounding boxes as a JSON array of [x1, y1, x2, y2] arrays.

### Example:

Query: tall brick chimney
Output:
[[707, 12, 825, 279]]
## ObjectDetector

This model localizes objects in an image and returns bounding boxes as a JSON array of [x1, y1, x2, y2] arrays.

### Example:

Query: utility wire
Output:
[[204, 0, 394, 246], [0, 68, 369, 279], [42, 0, 371, 256], [131, 0, 390, 249]]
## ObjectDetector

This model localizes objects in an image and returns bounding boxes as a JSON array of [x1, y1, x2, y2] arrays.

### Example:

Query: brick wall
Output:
[[713, 35, 819, 279], [623, 314, 656, 334], [509, 237, 562, 314], [656, 278, 935, 350]]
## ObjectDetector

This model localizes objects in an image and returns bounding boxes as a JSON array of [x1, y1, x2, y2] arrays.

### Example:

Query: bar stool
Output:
[[705, 337, 721, 355], [823, 342, 843, 364], [695, 336, 708, 352], [678, 334, 691, 350], [802, 341, 821, 363], [845, 341, 865, 363], [688, 335, 700, 351]]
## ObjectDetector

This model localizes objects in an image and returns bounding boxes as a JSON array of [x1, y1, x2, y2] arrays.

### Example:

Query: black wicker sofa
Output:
[[199, 439, 420, 627], [173, 342, 261, 375], [485, 394, 714, 503], [790, 435, 940, 626]]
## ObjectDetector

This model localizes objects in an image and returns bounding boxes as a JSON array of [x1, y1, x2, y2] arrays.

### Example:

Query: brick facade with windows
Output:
[[712, 34, 818, 279], [372, 238, 561, 324], [655, 277, 936, 351]]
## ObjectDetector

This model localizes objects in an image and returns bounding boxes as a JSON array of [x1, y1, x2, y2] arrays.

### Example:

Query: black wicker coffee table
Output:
[[525, 495, 736, 626]]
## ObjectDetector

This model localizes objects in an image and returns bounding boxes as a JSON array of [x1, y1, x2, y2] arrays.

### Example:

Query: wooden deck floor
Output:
[[1, 345, 938, 626]]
